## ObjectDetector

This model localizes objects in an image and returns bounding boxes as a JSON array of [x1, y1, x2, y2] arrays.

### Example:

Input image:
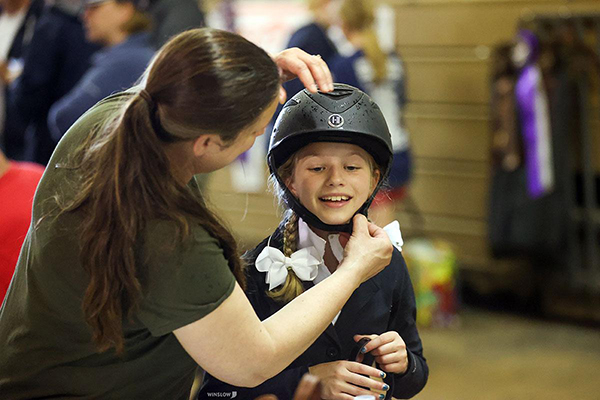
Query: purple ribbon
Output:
[[514, 31, 554, 198]]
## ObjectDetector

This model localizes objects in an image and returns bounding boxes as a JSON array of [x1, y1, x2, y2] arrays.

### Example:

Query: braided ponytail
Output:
[[267, 212, 306, 303]]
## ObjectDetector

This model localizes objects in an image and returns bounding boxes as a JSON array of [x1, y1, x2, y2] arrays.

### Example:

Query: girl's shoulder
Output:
[[243, 227, 284, 265]]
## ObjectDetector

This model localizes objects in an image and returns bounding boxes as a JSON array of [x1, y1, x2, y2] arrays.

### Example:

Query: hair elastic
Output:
[[139, 89, 176, 143]]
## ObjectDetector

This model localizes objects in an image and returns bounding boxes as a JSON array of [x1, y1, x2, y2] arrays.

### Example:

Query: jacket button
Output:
[[326, 347, 339, 358]]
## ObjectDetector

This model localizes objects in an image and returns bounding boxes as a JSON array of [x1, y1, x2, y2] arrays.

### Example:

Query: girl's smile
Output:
[[287, 142, 380, 226]]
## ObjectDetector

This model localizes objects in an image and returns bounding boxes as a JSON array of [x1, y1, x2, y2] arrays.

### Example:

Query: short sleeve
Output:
[[137, 220, 236, 336]]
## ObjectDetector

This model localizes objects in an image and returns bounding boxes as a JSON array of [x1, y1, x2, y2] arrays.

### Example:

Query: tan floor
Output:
[[413, 309, 600, 400]]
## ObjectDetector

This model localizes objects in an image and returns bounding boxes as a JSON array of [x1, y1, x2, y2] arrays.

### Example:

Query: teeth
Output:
[[321, 195, 349, 202]]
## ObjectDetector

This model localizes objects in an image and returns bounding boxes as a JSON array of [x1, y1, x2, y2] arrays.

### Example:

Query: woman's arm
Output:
[[174, 215, 392, 387]]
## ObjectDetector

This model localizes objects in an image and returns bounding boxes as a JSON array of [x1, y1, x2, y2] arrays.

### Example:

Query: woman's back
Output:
[[0, 93, 236, 399]]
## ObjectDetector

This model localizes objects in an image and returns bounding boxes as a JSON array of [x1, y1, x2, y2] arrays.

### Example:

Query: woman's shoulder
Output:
[[50, 92, 131, 163]]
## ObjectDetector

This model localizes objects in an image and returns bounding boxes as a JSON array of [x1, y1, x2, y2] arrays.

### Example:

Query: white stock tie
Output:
[[255, 246, 321, 291]]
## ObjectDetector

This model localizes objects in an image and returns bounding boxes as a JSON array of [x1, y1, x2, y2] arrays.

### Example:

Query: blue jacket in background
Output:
[[6, 5, 99, 164], [282, 22, 338, 99], [48, 32, 155, 140], [0, 0, 44, 157]]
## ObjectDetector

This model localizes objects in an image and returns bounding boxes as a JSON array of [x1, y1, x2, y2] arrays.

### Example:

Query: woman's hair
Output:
[[266, 145, 380, 303], [339, 0, 387, 85], [60, 28, 280, 354]]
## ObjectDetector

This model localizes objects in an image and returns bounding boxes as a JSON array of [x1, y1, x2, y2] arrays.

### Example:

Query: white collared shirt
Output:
[[297, 217, 345, 324]]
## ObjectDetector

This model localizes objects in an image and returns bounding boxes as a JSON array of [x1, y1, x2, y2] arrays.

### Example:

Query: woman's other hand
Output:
[[354, 332, 409, 374], [339, 214, 393, 286], [308, 361, 389, 400], [273, 48, 334, 103]]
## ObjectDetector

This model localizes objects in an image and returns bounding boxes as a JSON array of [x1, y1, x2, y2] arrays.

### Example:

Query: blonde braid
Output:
[[267, 212, 306, 303]]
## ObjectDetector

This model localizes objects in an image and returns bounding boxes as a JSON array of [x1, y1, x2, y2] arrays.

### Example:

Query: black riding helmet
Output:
[[268, 83, 393, 233]]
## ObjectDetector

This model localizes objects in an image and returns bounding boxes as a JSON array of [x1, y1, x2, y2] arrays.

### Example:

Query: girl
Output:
[[200, 84, 428, 400], [0, 30, 393, 399]]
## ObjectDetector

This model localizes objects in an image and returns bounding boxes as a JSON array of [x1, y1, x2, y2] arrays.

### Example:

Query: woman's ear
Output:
[[192, 134, 216, 157]]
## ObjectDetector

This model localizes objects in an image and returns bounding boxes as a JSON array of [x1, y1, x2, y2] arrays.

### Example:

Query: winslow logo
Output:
[[205, 391, 238, 398]]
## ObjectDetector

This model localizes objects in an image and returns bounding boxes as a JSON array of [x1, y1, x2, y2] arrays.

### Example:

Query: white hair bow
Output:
[[255, 246, 321, 291]]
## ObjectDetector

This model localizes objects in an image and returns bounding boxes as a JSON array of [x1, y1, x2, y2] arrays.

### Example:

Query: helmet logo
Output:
[[328, 114, 344, 128]]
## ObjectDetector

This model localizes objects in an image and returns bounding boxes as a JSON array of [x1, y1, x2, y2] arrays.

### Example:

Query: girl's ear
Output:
[[286, 177, 298, 197], [370, 169, 381, 194]]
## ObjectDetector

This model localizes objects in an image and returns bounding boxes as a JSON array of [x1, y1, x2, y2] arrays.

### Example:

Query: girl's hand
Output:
[[354, 332, 409, 374], [308, 361, 389, 400]]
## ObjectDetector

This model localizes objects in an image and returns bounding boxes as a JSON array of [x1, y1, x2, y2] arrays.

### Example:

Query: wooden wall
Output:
[[388, 0, 600, 290], [207, 0, 600, 292]]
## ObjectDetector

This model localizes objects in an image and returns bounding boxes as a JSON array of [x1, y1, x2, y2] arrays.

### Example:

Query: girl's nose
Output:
[[327, 166, 345, 186]]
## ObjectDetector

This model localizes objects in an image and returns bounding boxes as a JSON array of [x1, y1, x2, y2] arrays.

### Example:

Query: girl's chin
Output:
[[316, 215, 354, 226]]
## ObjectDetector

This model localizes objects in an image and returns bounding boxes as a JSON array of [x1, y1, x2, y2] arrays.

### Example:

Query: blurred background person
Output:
[[330, 0, 411, 226], [47, 0, 154, 140], [0, 148, 44, 302], [5, 0, 99, 165], [148, 0, 205, 48], [282, 0, 339, 99], [0, 0, 43, 155]]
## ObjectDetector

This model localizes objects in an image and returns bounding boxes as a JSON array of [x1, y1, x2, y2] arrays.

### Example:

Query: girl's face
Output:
[[287, 142, 380, 226]]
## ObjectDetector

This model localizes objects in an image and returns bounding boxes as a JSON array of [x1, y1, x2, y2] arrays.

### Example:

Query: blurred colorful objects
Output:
[[402, 238, 460, 328]]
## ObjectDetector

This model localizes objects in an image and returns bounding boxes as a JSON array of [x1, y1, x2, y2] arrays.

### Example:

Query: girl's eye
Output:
[[309, 167, 324, 172], [346, 165, 360, 171]]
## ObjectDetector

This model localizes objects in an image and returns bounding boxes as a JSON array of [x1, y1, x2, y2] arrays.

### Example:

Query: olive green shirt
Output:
[[0, 94, 236, 399]]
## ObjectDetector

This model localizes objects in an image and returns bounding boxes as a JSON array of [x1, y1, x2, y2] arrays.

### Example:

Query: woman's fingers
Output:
[[367, 221, 388, 239], [343, 215, 392, 283], [350, 214, 369, 237], [273, 48, 334, 93]]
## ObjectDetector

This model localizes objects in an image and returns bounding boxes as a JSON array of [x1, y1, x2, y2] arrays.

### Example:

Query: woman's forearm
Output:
[[259, 266, 360, 375], [174, 266, 360, 387]]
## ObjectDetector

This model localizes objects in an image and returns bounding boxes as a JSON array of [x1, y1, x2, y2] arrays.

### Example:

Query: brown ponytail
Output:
[[59, 28, 279, 354]]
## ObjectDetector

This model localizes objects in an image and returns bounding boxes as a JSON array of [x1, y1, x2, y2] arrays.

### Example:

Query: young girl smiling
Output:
[[200, 84, 428, 400]]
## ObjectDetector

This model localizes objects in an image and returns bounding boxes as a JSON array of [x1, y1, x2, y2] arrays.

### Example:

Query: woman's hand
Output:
[[355, 332, 409, 374], [308, 361, 389, 400], [338, 215, 393, 286], [272, 47, 334, 103]]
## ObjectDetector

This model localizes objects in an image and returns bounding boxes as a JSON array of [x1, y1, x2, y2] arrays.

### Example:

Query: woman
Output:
[[0, 28, 392, 399]]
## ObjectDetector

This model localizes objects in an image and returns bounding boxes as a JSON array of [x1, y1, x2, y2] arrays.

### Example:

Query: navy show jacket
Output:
[[199, 225, 429, 399]]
